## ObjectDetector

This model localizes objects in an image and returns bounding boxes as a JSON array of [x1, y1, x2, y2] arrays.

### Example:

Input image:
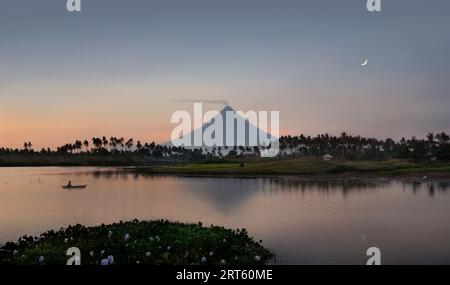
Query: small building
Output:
[[322, 154, 333, 161]]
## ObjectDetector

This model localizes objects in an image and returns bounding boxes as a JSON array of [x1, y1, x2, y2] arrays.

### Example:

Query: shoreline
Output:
[[128, 171, 450, 183], [1, 160, 450, 182]]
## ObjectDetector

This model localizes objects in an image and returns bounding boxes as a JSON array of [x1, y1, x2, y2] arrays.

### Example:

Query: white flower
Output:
[[13, 250, 18, 255], [167, 246, 171, 250], [221, 259, 226, 265], [124, 233, 130, 241], [209, 251, 214, 256], [64, 238, 69, 244], [89, 251, 94, 257], [149, 237, 154, 241], [136, 260, 140, 264], [155, 235, 160, 241], [145, 251, 151, 257], [223, 239, 226, 243], [234, 257, 238, 260], [38, 256, 45, 263], [107, 255, 114, 264], [100, 259, 109, 266], [101, 250, 105, 255], [254, 255, 261, 261], [201, 256, 207, 263], [108, 231, 113, 237]]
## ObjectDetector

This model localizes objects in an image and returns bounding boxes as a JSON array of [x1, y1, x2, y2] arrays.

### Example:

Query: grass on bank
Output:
[[137, 159, 450, 176], [0, 220, 272, 265]]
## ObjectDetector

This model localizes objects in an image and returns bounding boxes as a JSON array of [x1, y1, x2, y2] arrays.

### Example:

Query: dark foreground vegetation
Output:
[[1, 132, 450, 166], [0, 220, 272, 265]]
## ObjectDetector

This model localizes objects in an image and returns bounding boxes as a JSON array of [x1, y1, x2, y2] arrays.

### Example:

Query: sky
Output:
[[1, 0, 449, 149]]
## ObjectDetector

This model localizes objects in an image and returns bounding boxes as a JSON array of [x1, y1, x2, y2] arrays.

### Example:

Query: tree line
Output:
[[1, 132, 450, 164]]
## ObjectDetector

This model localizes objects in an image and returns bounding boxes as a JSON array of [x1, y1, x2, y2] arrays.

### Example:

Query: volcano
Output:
[[169, 105, 277, 148]]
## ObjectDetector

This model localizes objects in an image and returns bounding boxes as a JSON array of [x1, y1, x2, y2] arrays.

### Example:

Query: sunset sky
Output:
[[1, 0, 449, 149]]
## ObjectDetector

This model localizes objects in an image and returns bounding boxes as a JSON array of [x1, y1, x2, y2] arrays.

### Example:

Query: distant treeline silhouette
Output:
[[1, 132, 449, 165]]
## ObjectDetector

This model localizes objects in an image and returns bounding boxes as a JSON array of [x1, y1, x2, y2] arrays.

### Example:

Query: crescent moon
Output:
[[361, 59, 368, 66]]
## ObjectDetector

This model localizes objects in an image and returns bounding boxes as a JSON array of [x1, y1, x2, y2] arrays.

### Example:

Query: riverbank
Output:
[[0, 220, 272, 265], [132, 159, 450, 178]]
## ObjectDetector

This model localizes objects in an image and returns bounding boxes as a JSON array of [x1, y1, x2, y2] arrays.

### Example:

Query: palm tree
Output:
[[83, 140, 89, 152], [102, 137, 108, 149], [136, 141, 142, 151], [125, 138, 134, 151]]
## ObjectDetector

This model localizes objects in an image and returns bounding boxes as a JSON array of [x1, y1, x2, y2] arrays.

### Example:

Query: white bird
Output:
[[107, 255, 114, 264], [100, 259, 109, 266], [201, 256, 207, 263]]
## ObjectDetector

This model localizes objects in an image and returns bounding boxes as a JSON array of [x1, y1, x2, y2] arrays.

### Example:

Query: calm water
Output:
[[1, 167, 450, 264]]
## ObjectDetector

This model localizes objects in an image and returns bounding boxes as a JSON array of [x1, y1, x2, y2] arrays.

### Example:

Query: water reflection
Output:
[[403, 181, 449, 197], [70, 168, 449, 198], [1, 167, 450, 264]]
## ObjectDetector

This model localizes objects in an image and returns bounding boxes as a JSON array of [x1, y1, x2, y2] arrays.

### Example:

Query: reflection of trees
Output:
[[258, 178, 390, 198], [59, 168, 449, 199], [403, 181, 449, 197]]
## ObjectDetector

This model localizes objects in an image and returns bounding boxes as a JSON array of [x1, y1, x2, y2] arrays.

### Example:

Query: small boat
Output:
[[62, 185, 87, 189]]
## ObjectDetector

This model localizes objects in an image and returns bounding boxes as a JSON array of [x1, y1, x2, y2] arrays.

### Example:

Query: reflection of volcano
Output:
[[170, 105, 276, 148], [185, 178, 262, 215]]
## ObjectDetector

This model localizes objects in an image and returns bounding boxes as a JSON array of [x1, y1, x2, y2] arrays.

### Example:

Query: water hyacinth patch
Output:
[[0, 219, 272, 265]]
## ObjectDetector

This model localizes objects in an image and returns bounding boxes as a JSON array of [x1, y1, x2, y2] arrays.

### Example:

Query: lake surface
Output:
[[1, 167, 449, 264]]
